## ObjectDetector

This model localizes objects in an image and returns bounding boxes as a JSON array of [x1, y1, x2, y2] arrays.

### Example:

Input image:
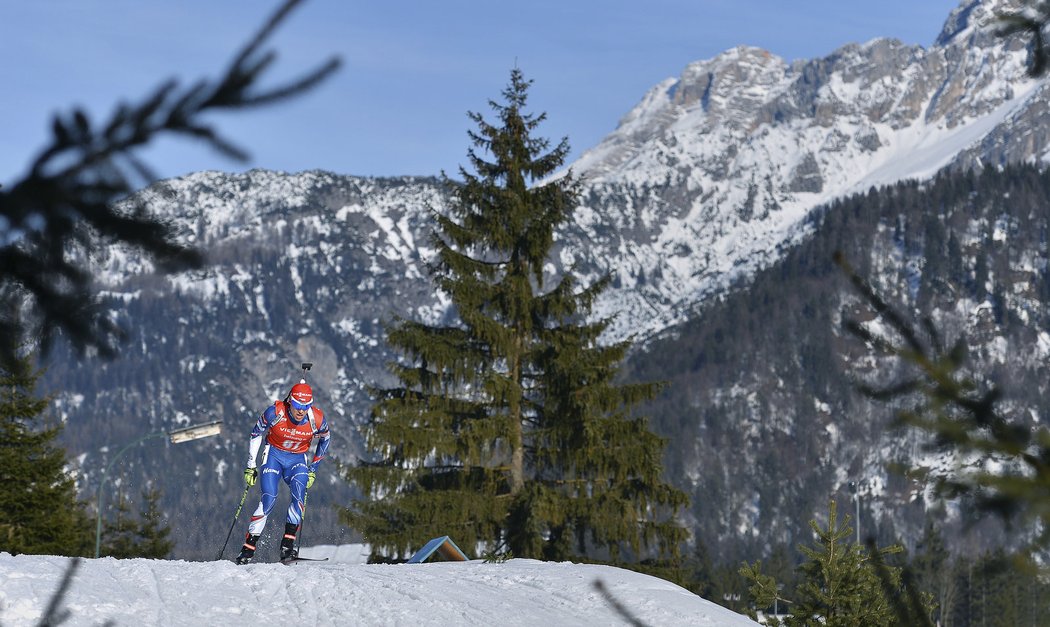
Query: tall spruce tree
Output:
[[0, 356, 93, 556], [344, 69, 687, 563]]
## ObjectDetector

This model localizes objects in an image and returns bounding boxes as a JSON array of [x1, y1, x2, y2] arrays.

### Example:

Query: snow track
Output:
[[0, 554, 757, 626]]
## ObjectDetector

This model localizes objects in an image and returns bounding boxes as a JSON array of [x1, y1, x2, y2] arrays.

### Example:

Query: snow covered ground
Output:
[[0, 550, 757, 626]]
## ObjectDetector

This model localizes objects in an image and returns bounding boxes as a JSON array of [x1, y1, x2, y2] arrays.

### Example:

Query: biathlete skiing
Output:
[[236, 365, 331, 564]]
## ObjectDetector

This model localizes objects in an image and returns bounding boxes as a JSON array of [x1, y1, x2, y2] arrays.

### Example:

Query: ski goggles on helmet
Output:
[[289, 398, 312, 411]]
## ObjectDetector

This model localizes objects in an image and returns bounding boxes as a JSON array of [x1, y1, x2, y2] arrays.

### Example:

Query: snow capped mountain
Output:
[[48, 0, 1050, 562], [559, 0, 1043, 340], [96, 0, 1047, 353]]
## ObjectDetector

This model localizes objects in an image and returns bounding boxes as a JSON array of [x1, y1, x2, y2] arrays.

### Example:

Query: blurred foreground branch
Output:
[[593, 579, 648, 627], [834, 251, 1050, 554], [0, 0, 340, 369]]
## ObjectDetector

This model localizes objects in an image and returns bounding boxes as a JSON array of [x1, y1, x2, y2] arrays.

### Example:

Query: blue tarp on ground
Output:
[[406, 536, 469, 563]]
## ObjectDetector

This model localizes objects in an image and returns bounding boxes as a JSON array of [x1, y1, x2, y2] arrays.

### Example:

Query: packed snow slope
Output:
[[0, 553, 757, 626]]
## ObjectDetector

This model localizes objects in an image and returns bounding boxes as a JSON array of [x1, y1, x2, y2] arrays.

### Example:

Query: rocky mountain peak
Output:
[[558, 0, 1040, 341], [671, 46, 788, 114], [935, 0, 1026, 48]]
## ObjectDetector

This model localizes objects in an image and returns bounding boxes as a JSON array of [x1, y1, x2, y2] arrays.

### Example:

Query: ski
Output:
[[281, 556, 329, 564]]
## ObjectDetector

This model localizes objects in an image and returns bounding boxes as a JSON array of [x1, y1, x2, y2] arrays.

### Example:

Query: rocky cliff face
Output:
[[51, 0, 1050, 560], [557, 0, 1042, 341]]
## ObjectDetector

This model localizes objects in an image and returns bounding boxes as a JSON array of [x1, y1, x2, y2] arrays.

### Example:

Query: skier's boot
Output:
[[236, 533, 260, 565], [280, 522, 299, 561]]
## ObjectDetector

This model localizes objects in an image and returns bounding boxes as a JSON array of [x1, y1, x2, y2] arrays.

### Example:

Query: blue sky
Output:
[[2, 0, 963, 186]]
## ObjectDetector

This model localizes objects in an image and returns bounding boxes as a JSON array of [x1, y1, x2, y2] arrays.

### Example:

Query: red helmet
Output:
[[288, 381, 313, 410]]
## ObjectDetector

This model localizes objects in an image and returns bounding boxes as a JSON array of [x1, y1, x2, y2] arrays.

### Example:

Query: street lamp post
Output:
[[94, 420, 223, 558]]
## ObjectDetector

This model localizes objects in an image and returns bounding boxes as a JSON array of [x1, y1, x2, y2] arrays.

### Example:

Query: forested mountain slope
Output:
[[626, 164, 1050, 562]]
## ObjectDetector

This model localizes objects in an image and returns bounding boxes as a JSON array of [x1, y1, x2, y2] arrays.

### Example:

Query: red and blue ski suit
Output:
[[245, 400, 331, 535]]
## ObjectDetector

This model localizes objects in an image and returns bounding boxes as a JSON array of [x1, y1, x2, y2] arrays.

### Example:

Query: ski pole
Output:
[[217, 483, 251, 560], [295, 489, 310, 554]]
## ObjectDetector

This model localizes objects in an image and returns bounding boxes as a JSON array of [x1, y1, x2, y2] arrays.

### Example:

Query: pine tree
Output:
[[345, 69, 688, 563], [101, 486, 174, 559], [741, 500, 924, 627], [0, 356, 93, 556]]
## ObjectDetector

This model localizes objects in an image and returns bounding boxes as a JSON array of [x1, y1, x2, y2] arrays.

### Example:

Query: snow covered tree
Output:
[[345, 69, 687, 563], [0, 356, 93, 556]]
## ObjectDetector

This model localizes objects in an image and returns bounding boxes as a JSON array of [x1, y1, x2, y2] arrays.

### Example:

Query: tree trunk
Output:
[[509, 344, 524, 495]]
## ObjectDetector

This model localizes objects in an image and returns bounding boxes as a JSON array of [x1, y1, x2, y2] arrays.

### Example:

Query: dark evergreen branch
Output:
[[866, 538, 934, 627], [35, 558, 97, 627], [855, 378, 920, 402], [232, 58, 342, 108], [836, 251, 1050, 555], [993, 5, 1050, 77], [0, 0, 340, 368], [833, 251, 925, 355], [593, 579, 649, 627]]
